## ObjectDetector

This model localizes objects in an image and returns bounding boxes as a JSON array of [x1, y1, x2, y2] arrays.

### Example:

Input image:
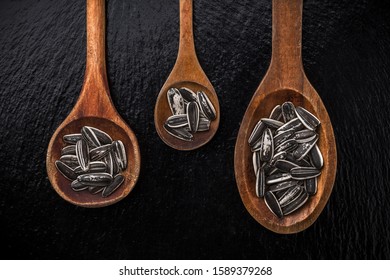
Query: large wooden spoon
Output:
[[154, 0, 220, 150], [46, 0, 140, 207], [234, 0, 337, 233]]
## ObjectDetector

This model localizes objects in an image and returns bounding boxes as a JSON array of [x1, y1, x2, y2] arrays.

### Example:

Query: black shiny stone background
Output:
[[0, 0, 389, 259]]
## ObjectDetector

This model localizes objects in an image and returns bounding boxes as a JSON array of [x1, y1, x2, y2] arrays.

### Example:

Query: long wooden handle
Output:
[[269, 0, 304, 82], [85, 0, 108, 85], [177, 0, 196, 60]]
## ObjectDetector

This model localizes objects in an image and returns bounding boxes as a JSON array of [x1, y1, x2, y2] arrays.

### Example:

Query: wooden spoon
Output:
[[154, 0, 220, 150], [234, 0, 337, 233], [46, 0, 140, 207]]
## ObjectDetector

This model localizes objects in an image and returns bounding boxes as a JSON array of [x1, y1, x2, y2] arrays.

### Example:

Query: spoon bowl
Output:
[[46, 0, 140, 207], [234, 0, 337, 233], [154, 0, 220, 150]]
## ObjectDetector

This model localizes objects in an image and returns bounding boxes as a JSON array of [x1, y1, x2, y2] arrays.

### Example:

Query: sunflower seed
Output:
[[255, 167, 266, 198], [252, 151, 261, 173], [268, 180, 298, 193], [88, 186, 105, 194], [63, 134, 82, 144], [55, 160, 77, 180], [291, 166, 321, 180], [309, 144, 323, 169], [305, 177, 317, 195], [197, 117, 211, 131], [61, 145, 76, 156], [270, 151, 287, 166], [166, 114, 188, 128], [112, 140, 127, 171], [71, 180, 89, 191], [104, 153, 115, 176], [278, 185, 304, 207], [74, 161, 106, 175], [167, 88, 185, 115], [248, 121, 266, 147], [102, 174, 124, 197], [264, 191, 283, 218], [260, 128, 273, 162], [282, 102, 296, 122], [89, 144, 112, 161], [179, 87, 197, 102], [81, 126, 101, 148], [266, 173, 292, 185], [261, 118, 284, 129], [77, 173, 113, 187], [293, 137, 318, 161], [274, 159, 299, 172], [197, 91, 216, 121], [87, 126, 112, 145], [275, 139, 298, 153], [187, 102, 200, 133], [274, 128, 295, 147], [276, 118, 304, 134], [269, 105, 282, 120], [281, 190, 309, 215], [76, 139, 89, 171], [295, 106, 320, 130], [59, 155, 79, 168], [285, 153, 312, 167], [164, 123, 193, 141], [294, 129, 316, 140]]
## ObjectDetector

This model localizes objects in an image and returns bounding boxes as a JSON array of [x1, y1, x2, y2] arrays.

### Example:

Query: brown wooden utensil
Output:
[[154, 0, 220, 150], [46, 0, 140, 207], [234, 0, 337, 233]]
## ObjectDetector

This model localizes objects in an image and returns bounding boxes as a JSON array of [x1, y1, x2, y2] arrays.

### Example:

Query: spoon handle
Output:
[[85, 0, 108, 84], [268, 0, 304, 84], [177, 0, 197, 61]]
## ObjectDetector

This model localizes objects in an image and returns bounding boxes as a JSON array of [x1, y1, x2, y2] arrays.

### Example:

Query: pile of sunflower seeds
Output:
[[55, 126, 127, 197], [248, 102, 323, 218], [164, 87, 216, 141]]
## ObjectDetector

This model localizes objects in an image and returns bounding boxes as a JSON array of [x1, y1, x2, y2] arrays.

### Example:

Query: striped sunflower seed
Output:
[[268, 180, 298, 193], [255, 167, 265, 198], [87, 126, 112, 145], [290, 166, 321, 180], [260, 128, 273, 162], [81, 126, 101, 148], [166, 114, 188, 128], [295, 106, 320, 130], [197, 91, 216, 121], [197, 117, 211, 132], [179, 87, 197, 102], [76, 139, 90, 171], [89, 144, 112, 161], [292, 137, 318, 161], [264, 191, 283, 218], [167, 88, 185, 115], [63, 134, 82, 144], [248, 121, 266, 147], [164, 123, 193, 141], [112, 140, 127, 171], [282, 102, 296, 123], [74, 161, 106, 175], [187, 101, 200, 133], [281, 190, 309, 215], [102, 175, 124, 197], [61, 145, 76, 156], [77, 173, 113, 187], [59, 155, 79, 168], [261, 118, 284, 129], [309, 144, 323, 169], [278, 185, 304, 207], [274, 159, 299, 172], [269, 105, 282, 120], [55, 160, 77, 181], [305, 177, 318, 195]]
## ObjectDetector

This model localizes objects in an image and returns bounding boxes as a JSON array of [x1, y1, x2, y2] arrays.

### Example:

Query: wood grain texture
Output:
[[46, 0, 141, 207], [0, 0, 389, 259], [154, 0, 220, 150], [235, 0, 337, 233]]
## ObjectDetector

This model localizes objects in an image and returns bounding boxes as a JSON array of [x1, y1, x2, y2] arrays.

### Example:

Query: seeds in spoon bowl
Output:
[[164, 87, 216, 141], [55, 126, 127, 197], [249, 102, 323, 218]]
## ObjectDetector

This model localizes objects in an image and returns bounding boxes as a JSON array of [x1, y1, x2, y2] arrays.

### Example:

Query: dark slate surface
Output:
[[0, 0, 389, 259]]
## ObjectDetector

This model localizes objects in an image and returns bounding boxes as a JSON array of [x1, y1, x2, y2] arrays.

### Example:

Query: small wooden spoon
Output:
[[154, 0, 220, 150], [46, 0, 140, 207], [234, 0, 337, 233]]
